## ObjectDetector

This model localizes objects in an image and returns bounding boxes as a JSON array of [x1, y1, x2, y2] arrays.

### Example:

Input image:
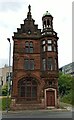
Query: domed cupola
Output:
[[42, 11, 53, 31]]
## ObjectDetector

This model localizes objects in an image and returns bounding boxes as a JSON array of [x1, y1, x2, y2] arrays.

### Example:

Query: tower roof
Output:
[[43, 11, 52, 18]]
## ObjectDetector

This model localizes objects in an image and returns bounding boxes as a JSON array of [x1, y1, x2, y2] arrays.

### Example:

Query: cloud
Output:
[[0, 0, 26, 12]]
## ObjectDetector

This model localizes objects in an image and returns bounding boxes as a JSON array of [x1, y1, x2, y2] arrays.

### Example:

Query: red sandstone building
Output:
[[11, 5, 59, 110]]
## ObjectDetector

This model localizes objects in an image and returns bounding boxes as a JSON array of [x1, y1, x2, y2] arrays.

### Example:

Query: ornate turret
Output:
[[42, 11, 53, 31]]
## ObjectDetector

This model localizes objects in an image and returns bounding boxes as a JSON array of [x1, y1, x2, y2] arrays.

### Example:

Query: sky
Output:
[[0, 0, 72, 68]]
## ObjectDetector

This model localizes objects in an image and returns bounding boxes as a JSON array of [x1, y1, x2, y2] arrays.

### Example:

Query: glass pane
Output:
[[48, 40, 52, 44], [54, 46, 56, 51], [30, 42, 33, 47], [54, 41, 56, 44], [54, 59, 57, 70], [25, 59, 29, 70], [42, 45, 45, 52], [42, 59, 46, 70], [30, 47, 33, 53], [26, 86, 31, 97], [32, 87, 37, 97], [30, 60, 34, 70], [25, 47, 29, 53], [21, 86, 25, 97], [42, 40, 45, 44], [48, 58, 53, 70], [32, 80, 37, 85], [25, 42, 29, 46], [48, 45, 52, 51]]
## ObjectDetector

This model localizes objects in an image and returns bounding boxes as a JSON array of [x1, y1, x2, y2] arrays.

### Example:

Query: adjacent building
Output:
[[59, 62, 74, 77], [11, 5, 59, 110], [0, 65, 12, 86]]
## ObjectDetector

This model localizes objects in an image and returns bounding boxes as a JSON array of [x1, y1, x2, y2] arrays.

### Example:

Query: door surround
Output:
[[44, 88, 57, 108]]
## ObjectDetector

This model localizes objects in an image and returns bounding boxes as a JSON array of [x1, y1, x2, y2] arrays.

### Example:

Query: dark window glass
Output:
[[54, 58, 57, 70], [25, 59, 29, 70], [32, 87, 37, 97], [30, 60, 34, 70], [25, 42, 29, 46], [47, 57, 53, 70], [30, 42, 33, 47], [42, 59, 46, 70], [24, 59, 34, 70], [25, 42, 29, 53], [21, 86, 25, 97], [25, 47, 29, 53], [30, 47, 33, 53], [30, 42, 33, 53], [18, 78, 37, 101], [26, 86, 31, 97]]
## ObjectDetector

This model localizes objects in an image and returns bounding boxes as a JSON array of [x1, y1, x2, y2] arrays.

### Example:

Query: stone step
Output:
[[10, 103, 45, 110]]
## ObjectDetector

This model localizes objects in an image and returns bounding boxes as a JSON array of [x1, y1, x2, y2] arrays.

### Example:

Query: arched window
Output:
[[18, 77, 37, 101]]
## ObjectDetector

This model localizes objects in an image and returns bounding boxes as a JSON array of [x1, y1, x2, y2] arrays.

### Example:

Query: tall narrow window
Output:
[[42, 45, 46, 52], [25, 42, 29, 53], [54, 46, 56, 52], [30, 42, 33, 53], [24, 59, 29, 70], [25, 41, 34, 53], [54, 58, 57, 70], [47, 57, 53, 70], [47, 19, 49, 27], [30, 59, 34, 70], [42, 59, 46, 70], [42, 40, 46, 52]]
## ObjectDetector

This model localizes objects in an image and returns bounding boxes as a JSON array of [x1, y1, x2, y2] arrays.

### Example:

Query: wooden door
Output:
[[46, 90, 55, 106]]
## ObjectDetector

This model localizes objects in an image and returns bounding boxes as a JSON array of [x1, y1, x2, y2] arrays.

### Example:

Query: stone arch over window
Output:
[[18, 77, 37, 101]]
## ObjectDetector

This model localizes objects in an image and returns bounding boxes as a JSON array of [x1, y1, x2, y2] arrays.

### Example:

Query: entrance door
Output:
[[46, 90, 55, 106]]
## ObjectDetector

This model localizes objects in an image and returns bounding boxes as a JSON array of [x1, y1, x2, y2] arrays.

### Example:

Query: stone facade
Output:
[[11, 5, 59, 110]]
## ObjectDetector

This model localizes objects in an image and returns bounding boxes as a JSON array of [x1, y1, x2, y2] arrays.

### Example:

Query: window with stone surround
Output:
[[24, 59, 34, 70], [25, 41, 33, 53], [47, 57, 53, 70], [42, 58, 46, 70]]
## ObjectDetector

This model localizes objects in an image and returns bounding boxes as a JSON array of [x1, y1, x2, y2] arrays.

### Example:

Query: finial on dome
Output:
[[28, 4, 31, 12]]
